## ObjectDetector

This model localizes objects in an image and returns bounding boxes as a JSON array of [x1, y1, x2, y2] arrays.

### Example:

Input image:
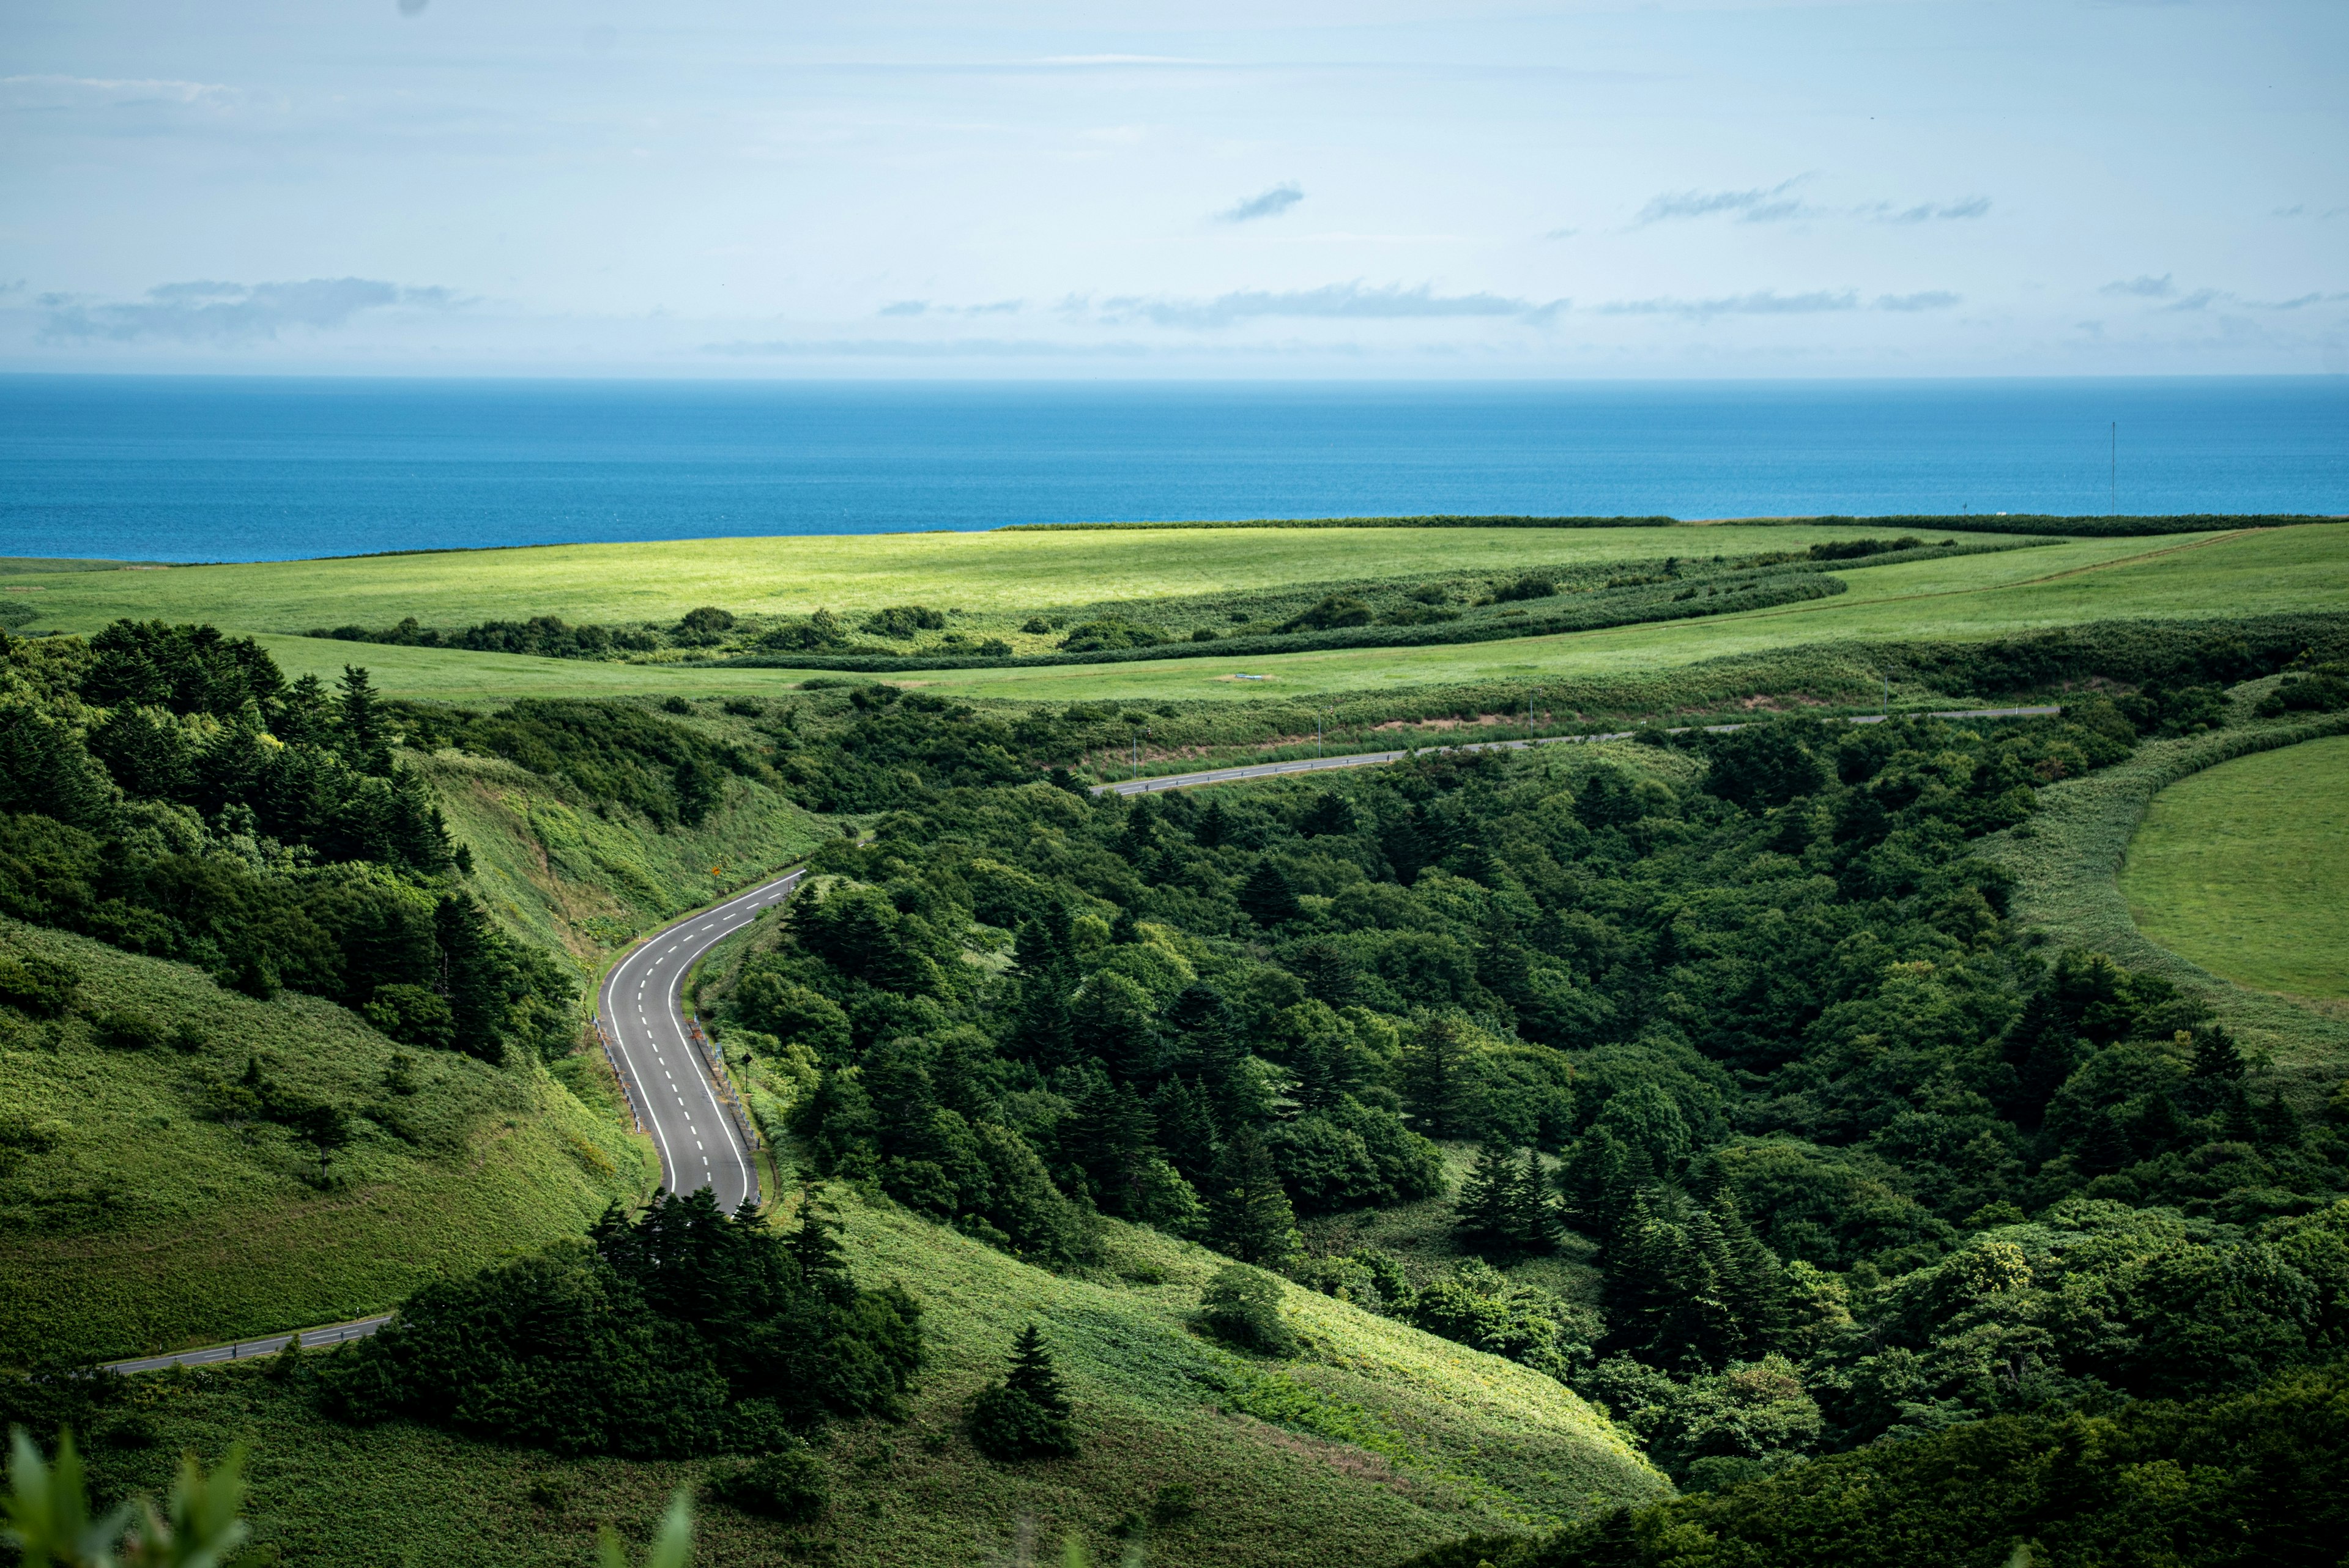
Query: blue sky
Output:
[[2, 0, 2343, 377]]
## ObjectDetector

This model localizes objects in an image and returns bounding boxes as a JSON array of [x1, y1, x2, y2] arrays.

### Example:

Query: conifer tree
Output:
[[1193, 796, 1231, 848], [1004, 1324, 1072, 1419], [1507, 1148, 1560, 1253], [1237, 859, 1303, 925], [1453, 1139, 1521, 1249], [1398, 1013, 1479, 1140], [337, 664, 393, 775], [1152, 1076, 1221, 1185], [2192, 1024, 2247, 1081], [790, 1182, 852, 1301], [1071, 1078, 1158, 1217], [1206, 1125, 1297, 1267], [1710, 1191, 1788, 1356]]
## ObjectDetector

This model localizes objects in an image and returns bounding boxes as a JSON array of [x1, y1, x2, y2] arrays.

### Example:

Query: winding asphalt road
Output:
[[595, 868, 804, 1213], [1096, 706, 2061, 796]]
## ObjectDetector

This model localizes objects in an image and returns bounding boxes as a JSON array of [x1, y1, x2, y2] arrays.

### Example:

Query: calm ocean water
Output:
[[2, 376, 2343, 564]]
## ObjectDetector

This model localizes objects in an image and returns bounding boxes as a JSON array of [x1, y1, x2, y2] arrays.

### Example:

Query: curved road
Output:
[[1096, 706, 2061, 796], [594, 868, 804, 1213]]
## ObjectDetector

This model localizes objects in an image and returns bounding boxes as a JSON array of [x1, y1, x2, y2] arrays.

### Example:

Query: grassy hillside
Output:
[[2120, 733, 2349, 1004], [422, 745, 829, 966], [1982, 689, 2349, 1092], [0, 921, 653, 1369], [83, 1187, 1662, 1567], [2, 522, 2030, 635], [153, 523, 2344, 708]]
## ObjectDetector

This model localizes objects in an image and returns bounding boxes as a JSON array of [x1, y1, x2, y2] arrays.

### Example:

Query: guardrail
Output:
[[591, 1016, 647, 1135], [688, 1013, 765, 1156]]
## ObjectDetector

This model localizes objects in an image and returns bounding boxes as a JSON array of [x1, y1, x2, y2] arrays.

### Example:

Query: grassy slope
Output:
[[97, 1189, 1663, 1568], [2119, 733, 2349, 1003], [2, 523, 2025, 634], [108, 523, 2336, 709], [424, 749, 829, 966], [0, 922, 654, 1369], [1980, 687, 2349, 1096]]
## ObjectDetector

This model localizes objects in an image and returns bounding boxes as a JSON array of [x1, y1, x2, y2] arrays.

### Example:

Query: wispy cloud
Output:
[[2095, 274, 2348, 312], [1598, 289, 1858, 319], [706, 338, 1151, 358], [1091, 281, 1564, 329], [39, 278, 457, 344], [1636, 179, 1808, 226], [1877, 196, 1991, 223], [1874, 290, 1963, 311], [2100, 274, 2176, 298], [0, 74, 234, 111], [1542, 227, 1579, 241], [1639, 179, 1989, 228], [1215, 184, 1304, 224], [877, 298, 1023, 318]]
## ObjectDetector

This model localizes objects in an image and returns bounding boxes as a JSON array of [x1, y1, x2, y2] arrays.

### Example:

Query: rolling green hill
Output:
[[0, 920, 653, 1369], [24, 523, 2324, 711], [2, 522, 2029, 636], [2119, 732, 2349, 1004], [82, 1187, 1664, 1568]]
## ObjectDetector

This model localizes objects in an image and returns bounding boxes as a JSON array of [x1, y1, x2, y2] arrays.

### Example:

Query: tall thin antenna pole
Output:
[[2110, 422, 2117, 516]]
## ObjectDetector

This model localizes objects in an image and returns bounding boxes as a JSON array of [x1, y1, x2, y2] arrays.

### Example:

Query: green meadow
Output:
[[84, 1189, 1662, 1568], [172, 522, 2349, 708], [0, 922, 652, 1368], [2121, 733, 2349, 1004], [2, 522, 2030, 636]]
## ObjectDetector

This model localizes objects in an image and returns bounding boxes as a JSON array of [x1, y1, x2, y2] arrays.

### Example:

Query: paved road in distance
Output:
[[595, 869, 803, 1213], [1097, 707, 2060, 797]]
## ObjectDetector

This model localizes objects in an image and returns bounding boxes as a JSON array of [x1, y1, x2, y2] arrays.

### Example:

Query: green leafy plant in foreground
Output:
[[4, 1427, 247, 1568], [4, 1426, 696, 1568]]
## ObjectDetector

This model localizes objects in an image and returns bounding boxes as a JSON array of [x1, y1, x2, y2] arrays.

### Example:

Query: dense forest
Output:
[[6, 612, 2345, 1561], [705, 664, 2349, 1509], [1, 621, 571, 1062]]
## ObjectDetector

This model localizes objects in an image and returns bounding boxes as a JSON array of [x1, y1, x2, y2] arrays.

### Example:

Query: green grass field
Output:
[[427, 749, 829, 965], [84, 1186, 1660, 1568], [0, 922, 653, 1369], [176, 523, 2340, 710], [2120, 733, 2349, 1003], [2, 522, 2028, 636]]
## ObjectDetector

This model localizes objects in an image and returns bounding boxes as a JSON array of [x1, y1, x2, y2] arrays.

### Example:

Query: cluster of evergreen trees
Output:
[[327, 1187, 921, 1457], [0, 622, 566, 1060], [705, 679, 2349, 1495]]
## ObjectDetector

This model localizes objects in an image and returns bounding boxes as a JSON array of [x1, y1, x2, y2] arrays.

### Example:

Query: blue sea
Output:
[[1, 375, 2343, 564]]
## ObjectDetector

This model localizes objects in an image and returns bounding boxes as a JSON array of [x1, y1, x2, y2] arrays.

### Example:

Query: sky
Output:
[[1, 0, 2343, 379]]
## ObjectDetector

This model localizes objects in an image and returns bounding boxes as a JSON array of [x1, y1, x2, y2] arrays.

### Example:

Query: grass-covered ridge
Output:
[[0, 522, 2058, 641], [47, 1188, 1662, 1568], [165, 523, 2340, 708], [2118, 734, 2349, 1004], [0, 920, 651, 1369]]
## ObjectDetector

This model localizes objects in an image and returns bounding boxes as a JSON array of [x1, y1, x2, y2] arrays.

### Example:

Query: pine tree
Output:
[[1453, 1139, 1521, 1249], [1071, 1078, 1158, 1217], [1206, 1125, 1297, 1267], [1194, 797, 1231, 848], [1004, 1323, 1072, 1419], [338, 664, 393, 775], [434, 892, 513, 1061], [1506, 1148, 1559, 1253], [1709, 1191, 1788, 1356], [2192, 1024, 2247, 1081], [1398, 1013, 1479, 1140], [1237, 860, 1303, 926], [790, 1182, 852, 1301], [1152, 1076, 1221, 1185]]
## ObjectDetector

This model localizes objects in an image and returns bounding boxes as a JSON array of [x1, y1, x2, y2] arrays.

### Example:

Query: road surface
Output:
[[1097, 707, 2060, 796], [595, 868, 804, 1213]]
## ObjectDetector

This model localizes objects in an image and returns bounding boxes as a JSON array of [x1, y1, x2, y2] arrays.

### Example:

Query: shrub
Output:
[[1198, 1265, 1297, 1357], [0, 953, 79, 1016], [707, 1440, 829, 1523], [862, 605, 946, 640]]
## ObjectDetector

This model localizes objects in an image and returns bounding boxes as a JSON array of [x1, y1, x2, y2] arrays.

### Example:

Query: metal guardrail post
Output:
[[688, 1014, 763, 1153], [593, 1017, 647, 1135]]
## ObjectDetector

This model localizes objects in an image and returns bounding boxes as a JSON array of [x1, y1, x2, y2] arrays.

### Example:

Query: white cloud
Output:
[[39, 278, 458, 344], [1216, 185, 1305, 223]]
